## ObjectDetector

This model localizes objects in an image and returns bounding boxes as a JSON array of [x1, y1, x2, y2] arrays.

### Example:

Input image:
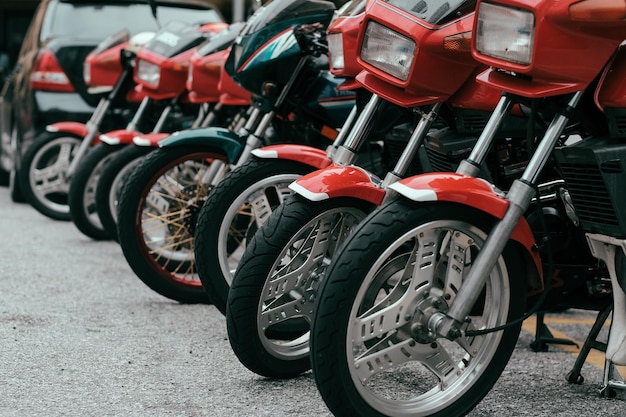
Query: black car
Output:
[[0, 0, 223, 199]]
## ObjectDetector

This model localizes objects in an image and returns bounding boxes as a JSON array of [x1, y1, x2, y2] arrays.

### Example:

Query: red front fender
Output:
[[46, 122, 89, 138], [251, 145, 333, 170], [389, 172, 543, 281], [133, 133, 169, 147], [289, 165, 385, 205], [99, 129, 142, 145]]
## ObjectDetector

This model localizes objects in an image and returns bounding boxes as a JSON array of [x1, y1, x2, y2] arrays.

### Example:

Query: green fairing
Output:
[[158, 127, 247, 162]]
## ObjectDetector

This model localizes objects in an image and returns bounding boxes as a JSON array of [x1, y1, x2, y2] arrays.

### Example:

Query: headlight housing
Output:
[[475, 2, 535, 66], [327, 32, 345, 70], [360, 21, 416, 82], [136, 59, 161, 87]]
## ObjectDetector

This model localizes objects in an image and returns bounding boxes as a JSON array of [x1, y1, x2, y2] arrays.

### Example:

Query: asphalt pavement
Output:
[[1, 186, 625, 417]]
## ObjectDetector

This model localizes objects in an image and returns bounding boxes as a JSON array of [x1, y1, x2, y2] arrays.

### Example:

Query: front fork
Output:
[[65, 96, 112, 177], [432, 91, 585, 339]]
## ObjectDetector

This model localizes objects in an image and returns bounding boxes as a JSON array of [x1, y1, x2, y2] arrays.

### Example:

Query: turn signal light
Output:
[[569, 0, 626, 20], [444, 32, 472, 52]]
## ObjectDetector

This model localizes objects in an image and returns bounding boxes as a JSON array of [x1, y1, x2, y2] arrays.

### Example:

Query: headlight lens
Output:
[[475, 2, 535, 66], [136, 59, 161, 87], [327, 32, 345, 70], [360, 21, 416, 82]]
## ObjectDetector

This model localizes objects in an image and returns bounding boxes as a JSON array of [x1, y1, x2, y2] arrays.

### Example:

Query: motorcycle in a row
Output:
[[12, 0, 626, 415], [215, 0, 626, 417]]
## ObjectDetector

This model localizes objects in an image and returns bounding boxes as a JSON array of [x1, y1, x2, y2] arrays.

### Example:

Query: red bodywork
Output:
[[217, 60, 252, 106], [472, 0, 626, 98], [187, 48, 229, 104], [355, 3, 478, 107], [134, 47, 195, 100]]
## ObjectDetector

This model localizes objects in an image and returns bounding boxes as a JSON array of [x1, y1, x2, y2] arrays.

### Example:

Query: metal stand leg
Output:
[[600, 358, 626, 398], [530, 311, 579, 352], [566, 304, 612, 385]]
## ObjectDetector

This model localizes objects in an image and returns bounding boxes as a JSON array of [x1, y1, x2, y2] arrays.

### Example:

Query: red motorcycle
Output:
[[225, 0, 539, 378], [193, 0, 421, 314], [17, 29, 148, 221], [94, 25, 250, 242], [67, 21, 229, 240], [310, 0, 626, 415], [114, 0, 357, 304]]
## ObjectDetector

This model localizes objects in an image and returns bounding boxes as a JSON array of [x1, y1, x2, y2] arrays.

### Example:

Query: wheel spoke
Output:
[[441, 231, 473, 306], [353, 333, 461, 387], [353, 231, 442, 344], [259, 297, 309, 328], [263, 216, 335, 300]]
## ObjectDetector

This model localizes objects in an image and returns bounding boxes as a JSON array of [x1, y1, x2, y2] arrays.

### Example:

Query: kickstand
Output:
[[530, 311, 579, 352], [566, 303, 612, 385]]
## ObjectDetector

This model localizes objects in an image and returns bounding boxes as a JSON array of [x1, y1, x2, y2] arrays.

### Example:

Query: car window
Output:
[[40, 1, 222, 42]]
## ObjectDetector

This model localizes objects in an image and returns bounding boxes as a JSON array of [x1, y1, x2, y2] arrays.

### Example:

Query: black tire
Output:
[[18, 131, 84, 220], [116, 146, 229, 304], [9, 163, 25, 203], [68, 143, 124, 240], [310, 200, 527, 417], [226, 195, 373, 378], [8, 123, 26, 203], [95, 144, 154, 242], [194, 157, 317, 315], [0, 167, 8, 186]]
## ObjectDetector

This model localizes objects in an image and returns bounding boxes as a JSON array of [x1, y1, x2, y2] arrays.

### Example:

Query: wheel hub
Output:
[[406, 289, 449, 344]]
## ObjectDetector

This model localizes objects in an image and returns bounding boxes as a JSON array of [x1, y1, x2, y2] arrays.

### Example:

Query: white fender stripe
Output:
[[388, 182, 438, 201], [251, 149, 278, 159], [288, 181, 329, 202]]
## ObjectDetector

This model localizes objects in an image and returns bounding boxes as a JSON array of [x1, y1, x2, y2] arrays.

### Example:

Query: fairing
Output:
[[355, 0, 479, 106], [224, 0, 336, 95], [472, 0, 626, 97]]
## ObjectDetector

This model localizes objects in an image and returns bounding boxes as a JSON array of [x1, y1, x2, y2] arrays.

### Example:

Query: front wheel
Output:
[[226, 195, 373, 378], [19, 131, 83, 220], [95, 144, 154, 242], [194, 157, 318, 315], [116, 146, 229, 304], [310, 200, 527, 417], [68, 142, 124, 240]]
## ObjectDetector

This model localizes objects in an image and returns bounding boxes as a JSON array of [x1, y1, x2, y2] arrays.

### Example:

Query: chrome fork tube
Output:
[[126, 96, 151, 132], [332, 94, 383, 166], [326, 104, 358, 157], [435, 91, 584, 339], [457, 95, 515, 177], [382, 102, 442, 189], [65, 97, 113, 177]]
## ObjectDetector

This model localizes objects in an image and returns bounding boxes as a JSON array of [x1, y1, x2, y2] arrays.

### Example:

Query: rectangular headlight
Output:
[[475, 2, 535, 66], [136, 59, 161, 87], [327, 33, 345, 70], [360, 21, 416, 82]]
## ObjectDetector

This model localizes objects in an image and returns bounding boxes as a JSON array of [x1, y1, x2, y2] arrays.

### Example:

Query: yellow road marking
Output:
[[522, 315, 626, 375]]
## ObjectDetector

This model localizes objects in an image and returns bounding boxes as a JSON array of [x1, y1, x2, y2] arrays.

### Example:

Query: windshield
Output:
[[239, 0, 336, 37], [41, 1, 222, 41], [336, 0, 365, 17], [384, 0, 476, 24]]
